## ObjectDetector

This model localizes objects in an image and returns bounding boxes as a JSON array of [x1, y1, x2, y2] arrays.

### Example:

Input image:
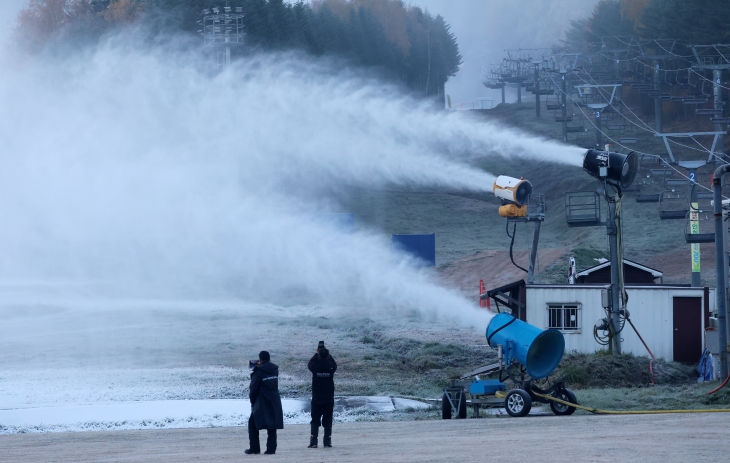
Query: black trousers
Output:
[[248, 414, 276, 453], [310, 401, 334, 438]]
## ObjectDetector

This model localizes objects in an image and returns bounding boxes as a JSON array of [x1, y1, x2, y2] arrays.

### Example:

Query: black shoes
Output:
[[308, 436, 318, 448], [323, 436, 332, 448], [244, 449, 260, 455], [264, 451, 275, 455]]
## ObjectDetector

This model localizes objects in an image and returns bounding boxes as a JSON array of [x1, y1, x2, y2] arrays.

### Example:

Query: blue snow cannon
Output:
[[486, 312, 565, 379]]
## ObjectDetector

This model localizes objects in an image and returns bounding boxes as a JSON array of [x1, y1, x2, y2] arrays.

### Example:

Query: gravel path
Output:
[[1, 412, 727, 462]]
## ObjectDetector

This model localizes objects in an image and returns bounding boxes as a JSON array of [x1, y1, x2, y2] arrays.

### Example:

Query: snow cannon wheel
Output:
[[505, 389, 532, 417], [441, 393, 451, 419], [550, 388, 577, 416]]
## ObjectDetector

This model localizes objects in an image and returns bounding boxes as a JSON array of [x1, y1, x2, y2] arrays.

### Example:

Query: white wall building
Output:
[[522, 284, 713, 362]]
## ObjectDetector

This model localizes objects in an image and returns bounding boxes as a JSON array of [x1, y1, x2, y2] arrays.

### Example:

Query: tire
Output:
[[504, 389, 532, 417], [441, 393, 452, 420], [457, 391, 467, 419], [550, 388, 577, 416]]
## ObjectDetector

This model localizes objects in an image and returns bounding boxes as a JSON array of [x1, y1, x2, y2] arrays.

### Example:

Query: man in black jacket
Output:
[[307, 344, 337, 448], [245, 351, 284, 455]]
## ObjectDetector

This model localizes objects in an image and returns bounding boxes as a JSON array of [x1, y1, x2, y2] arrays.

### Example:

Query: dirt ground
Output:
[[646, 243, 717, 286], [438, 248, 567, 296], [2, 413, 728, 462]]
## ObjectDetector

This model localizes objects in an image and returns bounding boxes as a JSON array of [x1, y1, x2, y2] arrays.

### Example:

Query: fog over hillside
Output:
[[410, 0, 601, 105]]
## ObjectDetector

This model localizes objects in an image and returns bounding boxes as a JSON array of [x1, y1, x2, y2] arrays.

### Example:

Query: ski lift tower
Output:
[[689, 44, 730, 159], [548, 54, 580, 142], [199, 6, 246, 69], [637, 40, 677, 133]]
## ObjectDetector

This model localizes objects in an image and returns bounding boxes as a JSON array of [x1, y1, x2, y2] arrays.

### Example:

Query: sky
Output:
[[410, 0, 601, 106]]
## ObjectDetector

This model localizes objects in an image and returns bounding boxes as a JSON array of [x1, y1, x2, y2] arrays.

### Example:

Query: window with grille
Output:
[[547, 303, 581, 332]]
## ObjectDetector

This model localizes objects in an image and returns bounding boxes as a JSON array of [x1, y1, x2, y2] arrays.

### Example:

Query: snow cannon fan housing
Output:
[[583, 149, 638, 190], [493, 175, 532, 217], [486, 313, 565, 379]]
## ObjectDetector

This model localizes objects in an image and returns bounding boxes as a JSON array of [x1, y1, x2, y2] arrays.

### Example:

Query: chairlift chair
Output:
[[684, 209, 715, 243], [634, 178, 662, 203], [546, 94, 562, 110], [658, 189, 689, 219]]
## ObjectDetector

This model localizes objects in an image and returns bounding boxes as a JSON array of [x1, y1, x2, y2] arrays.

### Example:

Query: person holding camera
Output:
[[245, 351, 284, 455], [307, 341, 337, 449]]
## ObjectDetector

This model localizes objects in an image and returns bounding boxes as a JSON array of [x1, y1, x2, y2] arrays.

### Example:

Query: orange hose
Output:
[[626, 317, 655, 385], [708, 374, 730, 395]]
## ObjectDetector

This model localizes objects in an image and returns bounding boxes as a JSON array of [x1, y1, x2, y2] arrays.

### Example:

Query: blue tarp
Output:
[[697, 348, 714, 382], [391, 234, 436, 267]]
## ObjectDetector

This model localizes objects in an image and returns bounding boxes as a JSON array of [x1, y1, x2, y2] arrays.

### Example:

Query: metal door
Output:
[[672, 297, 702, 363]]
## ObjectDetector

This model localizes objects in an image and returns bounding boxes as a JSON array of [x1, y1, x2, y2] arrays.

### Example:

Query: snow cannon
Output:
[[486, 312, 565, 379], [582, 149, 638, 190], [493, 175, 532, 218]]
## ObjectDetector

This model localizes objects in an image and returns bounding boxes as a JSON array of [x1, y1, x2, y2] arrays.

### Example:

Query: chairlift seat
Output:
[[607, 124, 626, 130], [666, 179, 690, 187], [659, 190, 689, 220], [619, 137, 639, 144], [686, 233, 715, 243], [696, 109, 723, 115], [546, 103, 562, 110], [660, 209, 690, 219], [650, 168, 672, 177], [555, 115, 573, 122], [685, 212, 715, 243], [566, 126, 585, 133], [636, 194, 661, 203]]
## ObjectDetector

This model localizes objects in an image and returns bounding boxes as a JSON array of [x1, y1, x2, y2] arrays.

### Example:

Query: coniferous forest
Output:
[[562, 0, 730, 51], [14, 0, 462, 98]]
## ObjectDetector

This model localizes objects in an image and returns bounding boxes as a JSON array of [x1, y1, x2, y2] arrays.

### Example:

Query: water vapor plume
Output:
[[0, 32, 581, 340]]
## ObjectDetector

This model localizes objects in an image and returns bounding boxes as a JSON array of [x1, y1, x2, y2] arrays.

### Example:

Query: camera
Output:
[[248, 359, 258, 370]]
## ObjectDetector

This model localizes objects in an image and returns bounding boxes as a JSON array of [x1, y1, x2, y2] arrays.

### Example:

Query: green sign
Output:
[[690, 202, 700, 272]]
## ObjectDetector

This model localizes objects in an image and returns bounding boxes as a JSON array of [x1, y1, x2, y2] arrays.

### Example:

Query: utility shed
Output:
[[523, 284, 712, 363], [575, 259, 663, 284]]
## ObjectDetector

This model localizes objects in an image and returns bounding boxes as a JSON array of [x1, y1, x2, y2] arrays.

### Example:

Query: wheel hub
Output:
[[507, 394, 524, 412]]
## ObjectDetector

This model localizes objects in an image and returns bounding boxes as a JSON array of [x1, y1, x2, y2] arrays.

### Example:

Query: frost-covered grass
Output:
[[574, 383, 730, 413], [0, 367, 251, 405]]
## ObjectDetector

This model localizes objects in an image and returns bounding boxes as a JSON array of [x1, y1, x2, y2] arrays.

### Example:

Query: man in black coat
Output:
[[307, 344, 337, 448], [245, 351, 284, 455]]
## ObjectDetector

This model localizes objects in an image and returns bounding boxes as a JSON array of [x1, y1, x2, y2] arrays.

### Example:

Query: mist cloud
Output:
[[0, 31, 580, 331]]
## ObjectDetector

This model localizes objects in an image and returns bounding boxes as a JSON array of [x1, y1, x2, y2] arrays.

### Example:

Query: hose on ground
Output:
[[531, 390, 730, 415], [708, 374, 730, 395]]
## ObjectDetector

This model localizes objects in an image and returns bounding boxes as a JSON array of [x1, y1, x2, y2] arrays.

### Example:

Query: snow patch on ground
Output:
[[0, 369, 432, 435]]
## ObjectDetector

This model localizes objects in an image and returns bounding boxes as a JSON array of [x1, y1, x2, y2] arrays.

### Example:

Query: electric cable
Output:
[[559, 64, 727, 163], [486, 313, 517, 346], [506, 221, 528, 273], [544, 70, 730, 184]]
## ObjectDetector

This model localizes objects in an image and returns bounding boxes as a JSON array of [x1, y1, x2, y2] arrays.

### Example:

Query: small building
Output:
[[487, 280, 713, 363], [575, 259, 663, 284]]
